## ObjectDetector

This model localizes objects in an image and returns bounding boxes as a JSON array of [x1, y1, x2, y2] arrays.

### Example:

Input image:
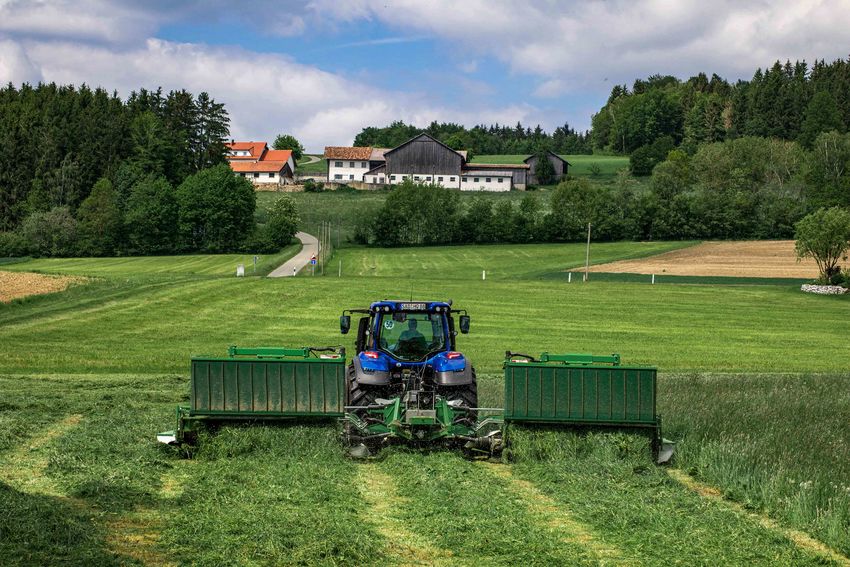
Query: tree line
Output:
[[0, 83, 299, 257], [353, 120, 592, 157], [354, 132, 850, 247], [592, 57, 850, 168]]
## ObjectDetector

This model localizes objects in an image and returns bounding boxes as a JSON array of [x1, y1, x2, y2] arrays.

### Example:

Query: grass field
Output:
[[295, 154, 327, 174], [1, 240, 848, 564], [1, 243, 300, 278], [334, 240, 694, 279]]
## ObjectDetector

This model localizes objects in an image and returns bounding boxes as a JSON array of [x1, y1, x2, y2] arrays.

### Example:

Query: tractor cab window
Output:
[[376, 312, 446, 360]]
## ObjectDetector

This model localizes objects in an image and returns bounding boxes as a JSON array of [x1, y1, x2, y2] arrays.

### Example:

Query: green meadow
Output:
[[2, 243, 300, 277], [1, 240, 848, 564]]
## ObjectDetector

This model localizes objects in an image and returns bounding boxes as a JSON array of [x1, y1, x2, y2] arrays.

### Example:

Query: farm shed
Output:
[[524, 151, 570, 185]]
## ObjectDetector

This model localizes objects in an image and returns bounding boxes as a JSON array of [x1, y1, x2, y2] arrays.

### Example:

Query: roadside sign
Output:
[[236, 264, 245, 277], [310, 255, 317, 266]]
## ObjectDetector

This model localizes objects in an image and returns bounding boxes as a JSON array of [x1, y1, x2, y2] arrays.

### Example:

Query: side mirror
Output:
[[340, 315, 351, 334], [459, 315, 470, 334]]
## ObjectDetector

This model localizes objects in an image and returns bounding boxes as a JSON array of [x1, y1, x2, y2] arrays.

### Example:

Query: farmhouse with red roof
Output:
[[225, 141, 295, 186]]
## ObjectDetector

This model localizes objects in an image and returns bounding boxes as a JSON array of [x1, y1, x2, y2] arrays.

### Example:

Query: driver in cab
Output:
[[399, 318, 425, 343]]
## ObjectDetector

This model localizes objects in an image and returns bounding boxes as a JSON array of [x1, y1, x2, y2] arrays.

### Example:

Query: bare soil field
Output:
[[588, 240, 819, 278], [0, 270, 82, 303]]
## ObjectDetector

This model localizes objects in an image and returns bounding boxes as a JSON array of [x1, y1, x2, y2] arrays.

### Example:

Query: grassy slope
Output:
[[471, 154, 630, 178], [2, 243, 300, 277], [257, 189, 539, 246], [295, 154, 328, 174]]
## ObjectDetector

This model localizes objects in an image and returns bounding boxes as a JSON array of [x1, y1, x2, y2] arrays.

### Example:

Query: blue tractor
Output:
[[339, 300, 494, 455], [340, 300, 476, 410]]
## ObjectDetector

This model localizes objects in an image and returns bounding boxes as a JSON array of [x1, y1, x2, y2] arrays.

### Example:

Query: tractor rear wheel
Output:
[[347, 364, 380, 408], [442, 368, 478, 409]]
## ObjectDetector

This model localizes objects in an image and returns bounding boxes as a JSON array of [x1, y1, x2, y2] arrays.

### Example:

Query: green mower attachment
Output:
[[157, 345, 674, 464], [156, 345, 347, 445]]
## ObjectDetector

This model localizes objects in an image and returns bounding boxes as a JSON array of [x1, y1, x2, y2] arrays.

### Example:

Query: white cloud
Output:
[[0, 38, 42, 83], [312, 0, 850, 86], [0, 0, 163, 44], [7, 36, 533, 151]]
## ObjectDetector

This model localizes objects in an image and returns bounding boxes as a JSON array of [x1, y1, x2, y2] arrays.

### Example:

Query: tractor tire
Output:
[[347, 364, 380, 408], [442, 367, 478, 409]]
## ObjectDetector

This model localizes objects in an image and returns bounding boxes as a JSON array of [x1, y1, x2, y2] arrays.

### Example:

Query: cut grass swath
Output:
[[377, 450, 601, 565]]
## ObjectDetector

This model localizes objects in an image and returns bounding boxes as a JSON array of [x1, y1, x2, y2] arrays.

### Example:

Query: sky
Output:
[[1, 0, 849, 152]]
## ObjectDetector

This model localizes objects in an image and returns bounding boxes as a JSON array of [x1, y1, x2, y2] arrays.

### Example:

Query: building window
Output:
[[414, 176, 420, 181], [390, 175, 396, 181], [474, 177, 479, 182], [361, 161, 368, 168], [437, 176, 444, 182], [450, 177, 456, 182], [349, 174, 354, 180], [426, 176, 432, 181], [486, 178, 491, 183], [349, 161, 355, 167], [462, 177, 467, 182], [269, 172, 275, 178], [498, 177, 503, 183], [334, 174, 342, 180], [335, 161, 342, 167]]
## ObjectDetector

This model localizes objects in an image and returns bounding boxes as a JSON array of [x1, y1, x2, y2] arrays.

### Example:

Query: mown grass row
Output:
[[3, 370, 848, 563]]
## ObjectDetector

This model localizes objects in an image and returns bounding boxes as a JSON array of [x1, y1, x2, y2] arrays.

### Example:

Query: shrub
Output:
[[368, 180, 460, 246], [175, 164, 256, 252], [533, 151, 557, 185], [303, 179, 324, 193], [125, 175, 178, 254], [265, 195, 300, 247], [0, 232, 28, 257], [794, 206, 850, 284], [77, 178, 122, 256], [19, 206, 78, 257]]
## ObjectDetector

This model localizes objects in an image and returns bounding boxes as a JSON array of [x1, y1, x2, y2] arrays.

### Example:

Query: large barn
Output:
[[324, 133, 529, 191]]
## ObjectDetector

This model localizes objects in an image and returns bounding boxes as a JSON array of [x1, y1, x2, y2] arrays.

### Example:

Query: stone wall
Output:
[[800, 284, 848, 295]]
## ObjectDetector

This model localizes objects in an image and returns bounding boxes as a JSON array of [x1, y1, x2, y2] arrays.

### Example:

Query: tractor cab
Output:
[[340, 300, 469, 366], [340, 300, 476, 413]]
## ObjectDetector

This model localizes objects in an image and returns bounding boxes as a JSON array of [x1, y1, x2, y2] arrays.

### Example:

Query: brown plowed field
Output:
[[587, 240, 819, 278], [0, 271, 82, 303]]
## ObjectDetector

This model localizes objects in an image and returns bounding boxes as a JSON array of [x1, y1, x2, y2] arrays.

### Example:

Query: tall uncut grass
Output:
[[661, 373, 850, 555]]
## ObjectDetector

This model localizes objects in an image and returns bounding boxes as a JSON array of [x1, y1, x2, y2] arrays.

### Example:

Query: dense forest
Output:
[[0, 83, 300, 257], [591, 57, 850, 158], [353, 120, 592, 156], [0, 83, 229, 231]]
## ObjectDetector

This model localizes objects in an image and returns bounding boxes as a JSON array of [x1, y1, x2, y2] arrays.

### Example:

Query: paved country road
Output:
[[268, 232, 319, 277]]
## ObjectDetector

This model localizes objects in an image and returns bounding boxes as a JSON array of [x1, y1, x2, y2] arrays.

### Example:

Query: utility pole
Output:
[[584, 222, 591, 282]]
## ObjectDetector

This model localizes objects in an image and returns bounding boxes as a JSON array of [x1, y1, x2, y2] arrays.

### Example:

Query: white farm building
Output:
[[324, 134, 533, 191]]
